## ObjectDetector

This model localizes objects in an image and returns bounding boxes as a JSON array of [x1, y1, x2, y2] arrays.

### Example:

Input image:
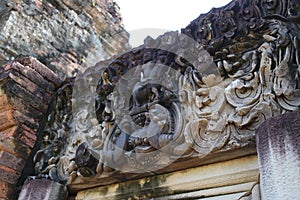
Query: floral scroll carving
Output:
[[33, 0, 300, 189]]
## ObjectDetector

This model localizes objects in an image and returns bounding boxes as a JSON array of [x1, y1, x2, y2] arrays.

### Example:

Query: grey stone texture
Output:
[[18, 179, 67, 200], [256, 110, 300, 200], [0, 0, 129, 78]]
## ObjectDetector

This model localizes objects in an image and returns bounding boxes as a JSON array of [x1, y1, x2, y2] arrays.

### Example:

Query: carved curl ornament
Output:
[[33, 0, 300, 186]]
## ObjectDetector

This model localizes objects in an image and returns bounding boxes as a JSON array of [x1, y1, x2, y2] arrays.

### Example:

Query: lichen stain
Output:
[[115, 174, 171, 200]]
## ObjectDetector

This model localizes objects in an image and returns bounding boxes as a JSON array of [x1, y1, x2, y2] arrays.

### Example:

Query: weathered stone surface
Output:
[[0, 0, 129, 199], [0, 0, 297, 199], [0, 0, 130, 78], [0, 126, 18, 139], [33, 0, 300, 192], [75, 155, 259, 199], [18, 179, 67, 200], [0, 92, 11, 112], [256, 111, 300, 200]]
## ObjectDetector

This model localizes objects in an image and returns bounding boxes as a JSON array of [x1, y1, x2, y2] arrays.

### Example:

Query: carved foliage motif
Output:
[[33, 78, 74, 183], [33, 0, 300, 186]]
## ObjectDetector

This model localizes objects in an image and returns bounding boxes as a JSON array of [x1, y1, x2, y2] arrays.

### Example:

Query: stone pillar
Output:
[[256, 111, 300, 200], [18, 179, 67, 200], [0, 57, 61, 200]]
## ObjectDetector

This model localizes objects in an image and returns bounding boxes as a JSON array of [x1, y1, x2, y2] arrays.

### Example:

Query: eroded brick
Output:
[[0, 166, 20, 184], [3, 62, 56, 93], [0, 181, 15, 200], [16, 57, 62, 88], [0, 126, 18, 139], [0, 138, 31, 160], [0, 110, 16, 132], [0, 151, 25, 171]]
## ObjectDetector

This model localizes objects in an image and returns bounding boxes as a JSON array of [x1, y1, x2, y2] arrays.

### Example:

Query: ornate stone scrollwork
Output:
[[32, 0, 300, 189], [96, 60, 190, 172]]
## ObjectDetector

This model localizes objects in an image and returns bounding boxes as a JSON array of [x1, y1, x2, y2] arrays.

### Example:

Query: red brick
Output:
[[0, 151, 25, 172], [15, 57, 62, 88], [0, 165, 20, 184], [7, 70, 52, 104], [0, 95, 12, 112], [20, 124, 36, 136], [4, 80, 48, 113], [19, 125, 38, 148], [0, 181, 15, 200], [0, 138, 31, 160], [0, 126, 18, 139], [9, 98, 43, 119], [0, 57, 60, 197], [19, 135, 35, 149], [23, 130, 37, 142], [0, 110, 16, 132], [3, 62, 56, 93], [13, 110, 39, 130], [0, 70, 10, 83]]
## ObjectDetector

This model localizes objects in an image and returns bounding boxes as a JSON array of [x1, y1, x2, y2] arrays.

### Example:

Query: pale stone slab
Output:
[[76, 155, 259, 200], [156, 182, 258, 200]]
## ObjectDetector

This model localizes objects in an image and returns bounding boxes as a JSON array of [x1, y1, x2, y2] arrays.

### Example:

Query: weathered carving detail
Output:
[[33, 78, 74, 183], [33, 0, 300, 189]]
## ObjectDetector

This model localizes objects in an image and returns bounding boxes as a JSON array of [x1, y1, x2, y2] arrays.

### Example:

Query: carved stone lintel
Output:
[[32, 0, 300, 191]]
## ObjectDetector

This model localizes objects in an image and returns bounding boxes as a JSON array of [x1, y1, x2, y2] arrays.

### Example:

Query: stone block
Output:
[[12, 110, 39, 130], [0, 0, 129, 78], [256, 110, 300, 200], [19, 135, 35, 149], [18, 124, 38, 148], [75, 155, 259, 199], [18, 179, 67, 200]]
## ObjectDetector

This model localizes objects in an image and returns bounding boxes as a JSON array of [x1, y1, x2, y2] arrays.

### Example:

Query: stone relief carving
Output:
[[33, 78, 74, 183], [33, 0, 300, 187]]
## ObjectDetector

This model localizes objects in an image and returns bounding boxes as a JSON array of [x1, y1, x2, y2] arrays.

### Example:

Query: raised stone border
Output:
[[76, 155, 260, 199]]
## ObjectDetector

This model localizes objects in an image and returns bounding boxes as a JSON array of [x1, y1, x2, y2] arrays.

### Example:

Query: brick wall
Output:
[[0, 57, 61, 200]]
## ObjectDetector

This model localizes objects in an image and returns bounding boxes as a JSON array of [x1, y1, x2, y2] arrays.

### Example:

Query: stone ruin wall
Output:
[[0, 0, 300, 199], [0, 0, 129, 199], [0, 0, 130, 78]]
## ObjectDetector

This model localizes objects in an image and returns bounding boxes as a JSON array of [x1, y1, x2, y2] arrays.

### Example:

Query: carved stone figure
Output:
[[32, 0, 300, 190]]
